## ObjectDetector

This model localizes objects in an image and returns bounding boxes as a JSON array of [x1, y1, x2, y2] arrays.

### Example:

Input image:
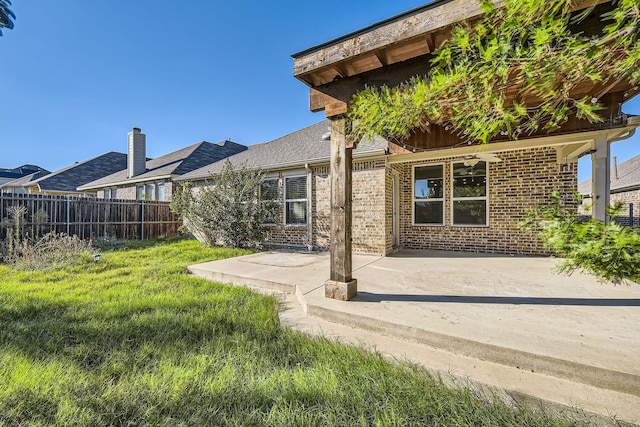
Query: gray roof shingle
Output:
[[177, 120, 388, 182], [0, 169, 51, 188], [28, 152, 128, 193], [0, 164, 49, 179], [78, 140, 247, 190], [578, 153, 640, 195]]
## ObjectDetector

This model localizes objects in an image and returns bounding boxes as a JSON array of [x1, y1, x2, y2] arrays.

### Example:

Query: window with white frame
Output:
[[136, 185, 145, 200], [284, 176, 307, 226], [452, 161, 488, 226], [104, 189, 111, 200], [413, 164, 444, 225], [260, 178, 280, 225], [111, 188, 117, 200]]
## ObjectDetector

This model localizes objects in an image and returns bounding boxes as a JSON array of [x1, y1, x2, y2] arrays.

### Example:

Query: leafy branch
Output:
[[348, 0, 640, 144]]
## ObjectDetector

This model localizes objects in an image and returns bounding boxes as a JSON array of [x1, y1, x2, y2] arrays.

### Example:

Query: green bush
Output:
[[520, 191, 640, 285], [171, 160, 276, 249]]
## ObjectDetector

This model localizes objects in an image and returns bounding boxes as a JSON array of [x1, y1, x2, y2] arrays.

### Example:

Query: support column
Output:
[[591, 135, 610, 223], [325, 116, 357, 300]]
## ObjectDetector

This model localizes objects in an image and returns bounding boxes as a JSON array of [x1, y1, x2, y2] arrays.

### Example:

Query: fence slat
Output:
[[0, 193, 182, 240]]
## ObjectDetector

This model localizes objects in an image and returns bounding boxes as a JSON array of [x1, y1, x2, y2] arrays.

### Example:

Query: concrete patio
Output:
[[189, 249, 640, 424]]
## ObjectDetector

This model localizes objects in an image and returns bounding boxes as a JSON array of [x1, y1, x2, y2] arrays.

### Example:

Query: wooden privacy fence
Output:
[[0, 193, 182, 241]]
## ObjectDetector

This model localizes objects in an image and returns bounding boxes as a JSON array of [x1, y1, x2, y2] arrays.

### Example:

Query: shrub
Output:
[[171, 160, 276, 249], [2, 232, 96, 272], [1, 206, 96, 271], [520, 191, 640, 285]]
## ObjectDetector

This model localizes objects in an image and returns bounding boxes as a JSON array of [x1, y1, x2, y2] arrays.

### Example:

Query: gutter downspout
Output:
[[305, 163, 313, 252]]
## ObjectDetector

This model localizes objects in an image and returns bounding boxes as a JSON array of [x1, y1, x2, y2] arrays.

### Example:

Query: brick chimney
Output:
[[128, 127, 146, 178]]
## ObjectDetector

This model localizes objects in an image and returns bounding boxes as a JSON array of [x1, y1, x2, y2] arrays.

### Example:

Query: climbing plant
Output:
[[347, 0, 640, 144]]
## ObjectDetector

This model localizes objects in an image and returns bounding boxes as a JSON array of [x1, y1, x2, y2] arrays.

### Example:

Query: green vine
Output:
[[348, 0, 640, 144]]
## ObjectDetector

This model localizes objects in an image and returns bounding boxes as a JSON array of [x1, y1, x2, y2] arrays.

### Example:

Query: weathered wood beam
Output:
[[294, 0, 486, 77], [325, 116, 357, 301], [293, 0, 609, 79]]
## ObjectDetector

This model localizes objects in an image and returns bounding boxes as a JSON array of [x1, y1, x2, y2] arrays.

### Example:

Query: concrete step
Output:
[[280, 295, 640, 426], [188, 265, 298, 294], [305, 301, 640, 398]]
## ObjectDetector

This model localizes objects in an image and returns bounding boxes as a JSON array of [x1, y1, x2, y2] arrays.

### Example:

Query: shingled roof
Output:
[[0, 164, 49, 180], [578, 153, 640, 195], [0, 169, 51, 189], [26, 152, 128, 193], [177, 120, 388, 182], [78, 140, 247, 190]]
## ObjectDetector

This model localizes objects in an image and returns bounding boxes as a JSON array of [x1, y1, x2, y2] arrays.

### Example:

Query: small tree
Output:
[[171, 161, 274, 249], [0, 0, 15, 36], [520, 192, 640, 285]]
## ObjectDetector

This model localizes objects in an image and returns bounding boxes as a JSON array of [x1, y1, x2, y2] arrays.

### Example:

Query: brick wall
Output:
[[393, 147, 577, 255], [611, 189, 640, 226], [579, 190, 640, 226], [311, 160, 388, 255]]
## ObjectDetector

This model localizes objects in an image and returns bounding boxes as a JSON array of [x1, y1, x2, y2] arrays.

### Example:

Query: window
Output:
[[452, 161, 488, 226], [146, 183, 156, 201], [157, 183, 165, 202], [260, 178, 280, 225], [104, 189, 111, 200], [413, 164, 444, 225], [285, 176, 307, 226], [136, 185, 145, 200], [111, 188, 117, 200]]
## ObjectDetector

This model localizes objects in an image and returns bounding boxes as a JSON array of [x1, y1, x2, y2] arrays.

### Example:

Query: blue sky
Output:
[[2, 0, 639, 183]]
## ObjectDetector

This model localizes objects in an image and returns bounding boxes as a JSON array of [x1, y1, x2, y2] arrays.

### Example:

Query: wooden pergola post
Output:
[[325, 115, 357, 300]]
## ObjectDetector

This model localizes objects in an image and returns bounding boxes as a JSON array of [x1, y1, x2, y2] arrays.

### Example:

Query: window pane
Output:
[[453, 200, 487, 225], [136, 186, 144, 200], [146, 184, 156, 201], [414, 165, 443, 199], [453, 162, 487, 197], [263, 203, 280, 224], [111, 188, 117, 199], [261, 179, 279, 201], [285, 176, 306, 199], [157, 184, 165, 202], [286, 201, 307, 225], [415, 201, 443, 224]]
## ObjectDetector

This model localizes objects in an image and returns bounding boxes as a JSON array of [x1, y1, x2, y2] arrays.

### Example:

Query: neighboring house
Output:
[[176, 120, 388, 253], [77, 128, 247, 202], [0, 165, 49, 189], [578, 154, 640, 226], [1, 153, 127, 197]]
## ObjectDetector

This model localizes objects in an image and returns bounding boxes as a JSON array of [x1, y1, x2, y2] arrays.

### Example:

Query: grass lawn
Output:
[[0, 239, 595, 426]]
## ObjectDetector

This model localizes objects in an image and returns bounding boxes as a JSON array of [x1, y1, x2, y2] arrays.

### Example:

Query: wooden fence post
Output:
[[65, 196, 70, 235], [140, 200, 145, 240]]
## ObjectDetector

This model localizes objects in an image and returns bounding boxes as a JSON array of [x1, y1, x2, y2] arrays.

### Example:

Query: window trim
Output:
[[260, 178, 280, 226], [450, 161, 489, 227], [284, 175, 308, 227], [412, 163, 445, 226]]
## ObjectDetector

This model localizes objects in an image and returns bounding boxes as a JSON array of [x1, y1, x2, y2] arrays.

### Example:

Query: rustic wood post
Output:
[[325, 115, 357, 300], [591, 135, 610, 223]]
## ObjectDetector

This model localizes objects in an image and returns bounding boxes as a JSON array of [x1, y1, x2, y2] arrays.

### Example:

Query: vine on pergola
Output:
[[347, 0, 640, 144]]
